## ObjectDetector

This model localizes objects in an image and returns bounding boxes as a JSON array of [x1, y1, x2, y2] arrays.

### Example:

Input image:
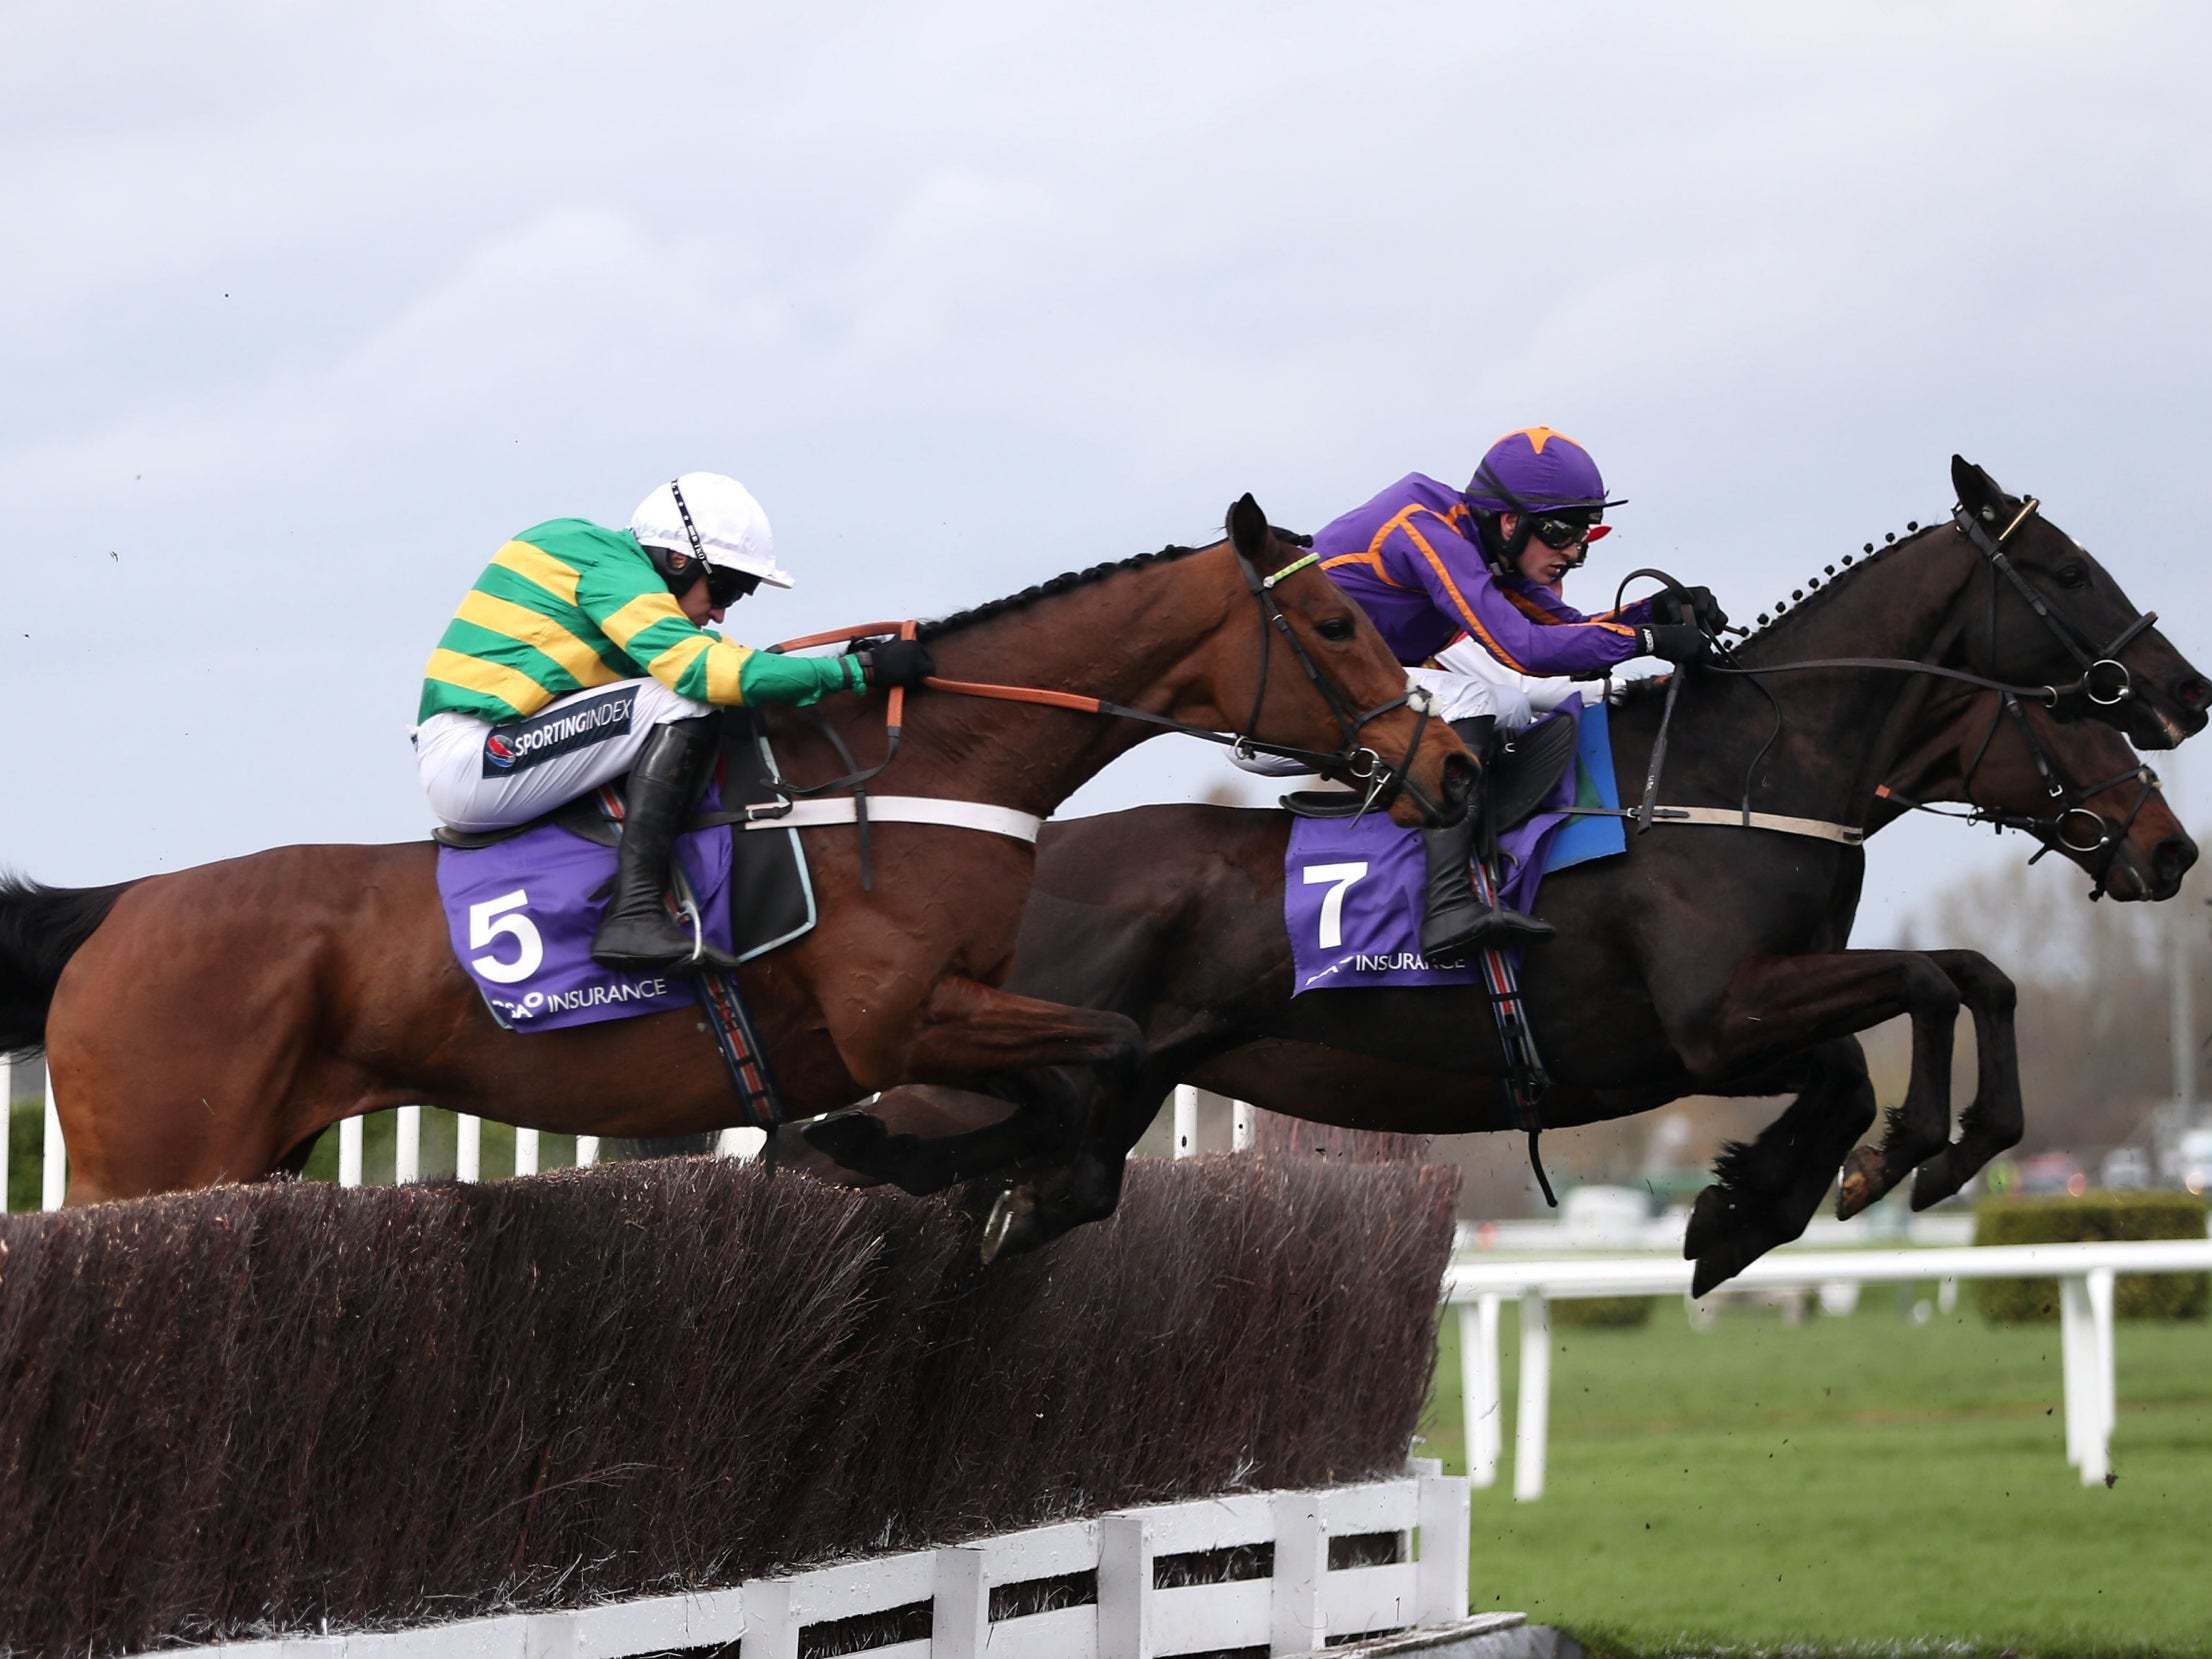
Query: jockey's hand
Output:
[[863, 639, 937, 689], [1663, 585, 1728, 633], [1638, 623, 1710, 665]]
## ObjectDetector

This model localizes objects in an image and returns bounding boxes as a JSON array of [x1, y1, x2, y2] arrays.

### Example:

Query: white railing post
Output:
[[931, 1546, 988, 1659], [338, 1117, 364, 1188], [2083, 1266, 2117, 1486], [395, 1105, 422, 1183], [2060, 1271, 2091, 1471], [718, 1128, 767, 1161], [1415, 1464, 1472, 1626], [455, 1114, 481, 1183], [1172, 1085, 1197, 1158], [575, 1135, 600, 1169], [1461, 1294, 1503, 1488], [42, 1072, 65, 1210], [513, 1127, 540, 1176], [1231, 1099, 1256, 1153], [1512, 1291, 1552, 1502], [739, 1579, 800, 1659], [1097, 1513, 1153, 1658], [1269, 1490, 1328, 1653]]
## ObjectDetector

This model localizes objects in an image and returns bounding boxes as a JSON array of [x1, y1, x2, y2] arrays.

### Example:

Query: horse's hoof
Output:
[[1684, 1185, 1734, 1260], [1909, 1156, 1963, 1212], [802, 1111, 888, 1172], [1835, 1146, 1883, 1220], [980, 1188, 1038, 1265], [1690, 1245, 1747, 1299]]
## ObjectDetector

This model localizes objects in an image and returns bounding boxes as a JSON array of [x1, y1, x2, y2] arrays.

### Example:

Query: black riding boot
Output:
[[590, 716, 741, 976], [1419, 716, 1555, 958]]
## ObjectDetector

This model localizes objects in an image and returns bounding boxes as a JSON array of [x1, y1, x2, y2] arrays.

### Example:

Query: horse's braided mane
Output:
[[1602, 513, 1948, 709], [1731, 515, 1945, 648], [916, 541, 1205, 642]]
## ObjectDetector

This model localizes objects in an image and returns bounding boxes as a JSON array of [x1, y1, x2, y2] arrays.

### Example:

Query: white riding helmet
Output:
[[628, 472, 796, 590]]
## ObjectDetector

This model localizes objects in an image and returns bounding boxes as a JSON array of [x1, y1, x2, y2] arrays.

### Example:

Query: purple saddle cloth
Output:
[[435, 809, 740, 1031], [435, 714, 819, 1032], [1285, 697, 1626, 994]]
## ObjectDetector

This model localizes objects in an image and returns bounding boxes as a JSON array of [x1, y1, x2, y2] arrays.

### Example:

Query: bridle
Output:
[[1955, 496, 2154, 709], [1626, 488, 2165, 847], [764, 540, 1453, 822], [1875, 689, 2160, 900]]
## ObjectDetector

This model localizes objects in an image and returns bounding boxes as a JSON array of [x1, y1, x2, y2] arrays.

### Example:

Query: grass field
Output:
[[1419, 1285, 2212, 1656]]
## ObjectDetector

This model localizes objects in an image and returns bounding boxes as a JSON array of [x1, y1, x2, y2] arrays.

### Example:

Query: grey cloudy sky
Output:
[[4, 0, 2208, 953]]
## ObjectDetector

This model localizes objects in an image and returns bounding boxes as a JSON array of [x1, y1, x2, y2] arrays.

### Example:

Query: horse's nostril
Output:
[[2155, 836, 2199, 883], [2177, 678, 2212, 710], [1444, 753, 1477, 809]]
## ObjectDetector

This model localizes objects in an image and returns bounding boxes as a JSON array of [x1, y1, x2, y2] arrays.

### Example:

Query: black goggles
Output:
[[1529, 510, 1602, 551], [705, 565, 760, 607]]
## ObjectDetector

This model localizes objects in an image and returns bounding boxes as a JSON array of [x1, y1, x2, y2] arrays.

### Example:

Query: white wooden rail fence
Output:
[[123, 1468, 1489, 1659], [1446, 1237, 2212, 1499]]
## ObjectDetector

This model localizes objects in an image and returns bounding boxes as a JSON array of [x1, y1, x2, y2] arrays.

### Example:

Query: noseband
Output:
[[1231, 549, 1445, 821], [1881, 690, 2161, 899]]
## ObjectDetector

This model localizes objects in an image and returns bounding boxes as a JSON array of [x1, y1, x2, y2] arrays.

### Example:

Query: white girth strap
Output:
[[1633, 805, 1865, 845], [742, 795, 1045, 844]]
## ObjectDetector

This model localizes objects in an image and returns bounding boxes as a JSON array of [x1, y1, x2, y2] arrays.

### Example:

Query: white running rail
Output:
[[1445, 1237, 2212, 1499], [122, 1468, 1483, 1659]]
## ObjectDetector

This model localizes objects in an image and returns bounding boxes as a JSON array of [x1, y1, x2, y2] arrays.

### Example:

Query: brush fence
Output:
[[136, 1467, 1476, 1659]]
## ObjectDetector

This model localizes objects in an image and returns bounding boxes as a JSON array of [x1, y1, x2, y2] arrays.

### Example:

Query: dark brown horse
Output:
[[798, 462, 2206, 1285], [1, 498, 1473, 1204], [793, 679, 2191, 1292]]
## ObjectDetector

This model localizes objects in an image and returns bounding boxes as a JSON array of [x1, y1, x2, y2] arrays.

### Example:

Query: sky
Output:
[[4, 0, 2209, 956]]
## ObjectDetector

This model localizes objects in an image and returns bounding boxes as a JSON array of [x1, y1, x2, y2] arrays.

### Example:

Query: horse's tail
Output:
[[0, 874, 134, 1058]]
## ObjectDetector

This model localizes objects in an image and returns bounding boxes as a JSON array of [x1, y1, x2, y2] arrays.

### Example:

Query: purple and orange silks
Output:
[[1312, 472, 1660, 675]]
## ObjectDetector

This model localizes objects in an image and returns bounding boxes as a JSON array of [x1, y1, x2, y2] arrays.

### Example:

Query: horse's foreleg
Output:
[[1905, 948, 2023, 1210], [1683, 1038, 1878, 1295], [1657, 951, 1963, 1220], [799, 1081, 1077, 1197]]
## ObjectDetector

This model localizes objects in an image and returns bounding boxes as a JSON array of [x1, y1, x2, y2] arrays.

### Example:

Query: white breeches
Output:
[[414, 677, 712, 832]]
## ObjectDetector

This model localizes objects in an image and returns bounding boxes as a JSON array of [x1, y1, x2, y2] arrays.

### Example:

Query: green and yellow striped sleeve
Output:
[[580, 567, 862, 708]]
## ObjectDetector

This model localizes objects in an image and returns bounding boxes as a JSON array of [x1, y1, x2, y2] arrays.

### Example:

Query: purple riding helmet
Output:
[[1464, 426, 1628, 571]]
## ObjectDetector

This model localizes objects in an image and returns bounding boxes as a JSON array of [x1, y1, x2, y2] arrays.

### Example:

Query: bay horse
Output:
[[0, 497, 1472, 1204], [797, 460, 2207, 1285]]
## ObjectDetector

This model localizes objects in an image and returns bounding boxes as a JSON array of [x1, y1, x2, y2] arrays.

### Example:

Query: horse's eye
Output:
[[2056, 563, 2089, 590], [1315, 617, 1356, 642]]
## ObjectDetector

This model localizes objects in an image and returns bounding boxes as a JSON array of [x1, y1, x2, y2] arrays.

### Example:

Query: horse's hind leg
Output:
[[1684, 1038, 1877, 1296], [1905, 949, 2022, 1210]]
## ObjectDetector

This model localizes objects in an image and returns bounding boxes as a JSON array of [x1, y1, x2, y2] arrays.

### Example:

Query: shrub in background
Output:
[[1552, 1295, 1655, 1329], [1972, 1191, 2209, 1323]]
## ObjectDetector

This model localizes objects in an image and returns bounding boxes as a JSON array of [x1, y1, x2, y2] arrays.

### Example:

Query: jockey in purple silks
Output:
[[1313, 426, 1723, 957]]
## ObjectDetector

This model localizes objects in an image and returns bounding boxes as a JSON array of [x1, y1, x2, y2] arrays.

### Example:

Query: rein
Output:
[[1607, 495, 2161, 868], [760, 541, 1452, 840], [1875, 689, 2160, 899]]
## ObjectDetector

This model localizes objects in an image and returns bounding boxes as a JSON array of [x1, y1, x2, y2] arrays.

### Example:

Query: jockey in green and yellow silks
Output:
[[414, 472, 935, 976]]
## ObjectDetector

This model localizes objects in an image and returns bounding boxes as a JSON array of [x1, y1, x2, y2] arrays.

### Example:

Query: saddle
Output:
[[433, 708, 814, 967], [1280, 707, 1580, 829]]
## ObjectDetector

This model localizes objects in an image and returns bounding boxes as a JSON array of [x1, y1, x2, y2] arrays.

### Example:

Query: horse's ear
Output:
[[1226, 493, 1272, 559], [1951, 454, 2013, 523]]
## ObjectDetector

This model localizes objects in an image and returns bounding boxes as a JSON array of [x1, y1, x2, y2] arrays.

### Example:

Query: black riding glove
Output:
[[863, 639, 937, 689], [1662, 585, 1728, 633], [1638, 623, 1710, 664]]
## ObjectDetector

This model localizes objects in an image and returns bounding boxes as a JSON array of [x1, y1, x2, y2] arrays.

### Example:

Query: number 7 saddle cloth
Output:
[[1284, 697, 1626, 994]]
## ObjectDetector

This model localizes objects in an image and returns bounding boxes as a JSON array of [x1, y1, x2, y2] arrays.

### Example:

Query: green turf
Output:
[[1420, 1287, 2212, 1655]]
